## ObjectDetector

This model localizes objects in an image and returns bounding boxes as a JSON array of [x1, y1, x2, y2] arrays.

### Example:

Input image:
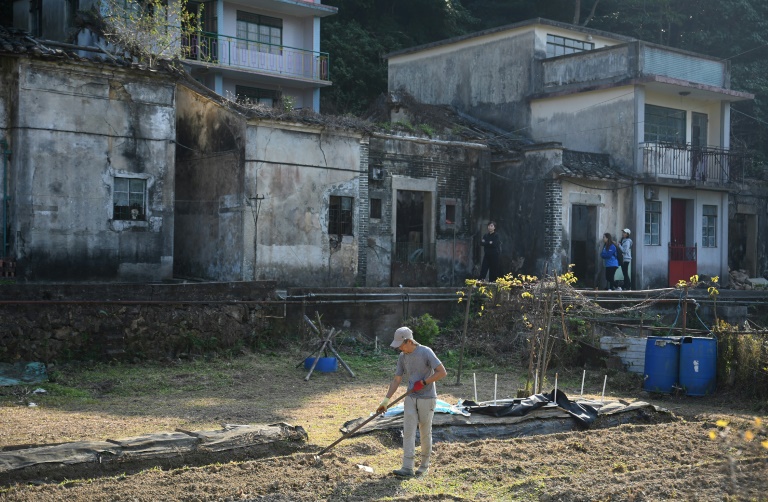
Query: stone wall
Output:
[[0, 282, 277, 363]]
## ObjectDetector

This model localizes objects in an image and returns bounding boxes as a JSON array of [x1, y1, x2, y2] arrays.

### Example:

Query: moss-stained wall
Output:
[[9, 59, 176, 281], [175, 85, 247, 281]]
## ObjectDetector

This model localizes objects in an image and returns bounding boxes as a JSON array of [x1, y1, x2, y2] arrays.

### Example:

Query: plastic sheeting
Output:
[[461, 389, 598, 427], [0, 362, 48, 386]]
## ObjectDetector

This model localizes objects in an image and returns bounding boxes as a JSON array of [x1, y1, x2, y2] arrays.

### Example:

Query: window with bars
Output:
[[645, 200, 661, 245], [645, 104, 686, 144], [329, 196, 353, 236], [114, 177, 147, 221], [702, 205, 717, 247], [236, 11, 282, 55], [546, 34, 594, 57]]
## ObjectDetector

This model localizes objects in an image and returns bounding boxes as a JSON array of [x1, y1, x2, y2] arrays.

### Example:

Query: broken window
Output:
[[329, 196, 353, 236], [370, 198, 382, 220], [644, 200, 661, 246], [114, 177, 147, 221], [546, 34, 594, 57], [445, 202, 456, 224], [702, 205, 717, 248]]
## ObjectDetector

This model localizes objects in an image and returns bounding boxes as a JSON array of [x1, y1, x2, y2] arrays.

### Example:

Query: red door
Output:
[[669, 199, 696, 285], [670, 199, 686, 246]]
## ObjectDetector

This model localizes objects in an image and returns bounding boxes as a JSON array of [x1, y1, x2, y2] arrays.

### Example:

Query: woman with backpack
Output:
[[600, 232, 619, 290]]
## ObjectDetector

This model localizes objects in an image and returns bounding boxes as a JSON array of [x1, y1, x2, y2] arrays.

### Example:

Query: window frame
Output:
[[644, 200, 661, 246], [113, 176, 147, 221], [236, 11, 282, 55], [546, 34, 594, 57], [329, 195, 354, 236], [370, 197, 382, 220], [235, 85, 281, 107], [645, 104, 687, 144], [702, 205, 717, 248]]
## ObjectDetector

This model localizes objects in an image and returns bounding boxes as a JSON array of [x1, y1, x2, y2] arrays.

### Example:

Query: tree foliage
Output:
[[100, 0, 201, 67]]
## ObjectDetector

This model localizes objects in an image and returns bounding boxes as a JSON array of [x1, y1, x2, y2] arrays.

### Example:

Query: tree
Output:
[[100, 0, 202, 67]]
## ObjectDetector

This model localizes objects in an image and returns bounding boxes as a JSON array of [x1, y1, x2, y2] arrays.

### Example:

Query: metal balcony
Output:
[[640, 143, 753, 185], [182, 31, 330, 82]]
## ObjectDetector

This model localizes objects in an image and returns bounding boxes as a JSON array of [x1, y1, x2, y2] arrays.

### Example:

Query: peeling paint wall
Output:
[[6, 59, 176, 281], [246, 122, 364, 287], [174, 85, 247, 281]]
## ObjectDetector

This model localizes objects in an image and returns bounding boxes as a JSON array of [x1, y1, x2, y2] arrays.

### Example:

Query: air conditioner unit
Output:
[[371, 167, 385, 181], [644, 185, 658, 200]]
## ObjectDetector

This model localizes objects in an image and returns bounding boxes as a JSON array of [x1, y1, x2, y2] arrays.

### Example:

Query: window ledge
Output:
[[110, 219, 150, 232]]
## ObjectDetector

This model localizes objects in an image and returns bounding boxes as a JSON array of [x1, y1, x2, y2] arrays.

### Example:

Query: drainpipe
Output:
[[1, 138, 10, 258]]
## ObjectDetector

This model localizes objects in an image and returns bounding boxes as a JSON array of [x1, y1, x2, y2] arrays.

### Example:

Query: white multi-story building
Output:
[[10, 0, 336, 112]]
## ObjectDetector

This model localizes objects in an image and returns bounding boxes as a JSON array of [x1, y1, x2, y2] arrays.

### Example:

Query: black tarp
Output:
[[461, 389, 598, 427]]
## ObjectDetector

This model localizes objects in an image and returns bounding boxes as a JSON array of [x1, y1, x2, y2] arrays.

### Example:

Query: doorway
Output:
[[391, 190, 435, 286], [729, 213, 757, 277], [570, 204, 597, 288]]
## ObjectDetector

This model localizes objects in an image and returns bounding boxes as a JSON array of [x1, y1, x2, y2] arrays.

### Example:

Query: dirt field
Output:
[[1, 351, 767, 501]]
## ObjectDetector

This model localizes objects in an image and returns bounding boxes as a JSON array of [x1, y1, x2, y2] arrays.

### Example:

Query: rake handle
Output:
[[318, 390, 411, 456]]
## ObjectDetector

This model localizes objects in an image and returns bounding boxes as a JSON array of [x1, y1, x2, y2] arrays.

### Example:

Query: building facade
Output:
[[387, 18, 756, 288]]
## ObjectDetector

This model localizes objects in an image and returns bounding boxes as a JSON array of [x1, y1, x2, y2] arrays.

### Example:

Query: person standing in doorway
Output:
[[620, 228, 633, 290], [600, 232, 619, 290], [377, 327, 447, 478], [479, 221, 501, 281]]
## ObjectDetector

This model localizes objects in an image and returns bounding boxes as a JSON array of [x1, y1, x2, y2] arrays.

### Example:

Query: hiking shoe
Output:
[[392, 468, 415, 477], [416, 466, 429, 476]]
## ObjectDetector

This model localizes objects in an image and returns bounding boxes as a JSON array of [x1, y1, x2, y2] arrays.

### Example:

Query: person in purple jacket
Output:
[[600, 232, 620, 290]]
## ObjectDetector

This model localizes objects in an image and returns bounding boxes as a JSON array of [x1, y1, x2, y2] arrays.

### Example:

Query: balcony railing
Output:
[[640, 143, 753, 184], [181, 31, 330, 82]]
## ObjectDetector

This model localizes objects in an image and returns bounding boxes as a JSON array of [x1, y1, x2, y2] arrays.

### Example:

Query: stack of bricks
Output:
[[0, 258, 15, 278]]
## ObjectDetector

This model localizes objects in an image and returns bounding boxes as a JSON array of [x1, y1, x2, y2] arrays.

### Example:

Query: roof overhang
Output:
[[227, 0, 338, 18]]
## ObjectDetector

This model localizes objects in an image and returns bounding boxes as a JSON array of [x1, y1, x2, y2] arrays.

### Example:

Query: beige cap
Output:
[[390, 326, 414, 348], [623, 228, 631, 235]]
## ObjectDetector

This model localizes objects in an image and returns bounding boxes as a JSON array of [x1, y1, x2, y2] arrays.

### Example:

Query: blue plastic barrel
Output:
[[679, 337, 717, 396], [304, 357, 338, 373], [643, 336, 680, 393]]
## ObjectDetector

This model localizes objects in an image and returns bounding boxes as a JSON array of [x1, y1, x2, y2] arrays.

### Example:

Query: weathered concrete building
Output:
[[174, 85, 493, 287], [0, 26, 177, 282], [386, 18, 759, 289]]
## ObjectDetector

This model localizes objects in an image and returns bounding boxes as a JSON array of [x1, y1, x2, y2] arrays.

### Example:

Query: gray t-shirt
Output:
[[395, 344, 442, 399]]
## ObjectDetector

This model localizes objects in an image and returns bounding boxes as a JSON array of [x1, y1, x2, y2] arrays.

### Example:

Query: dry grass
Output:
[[1, 348, 767, 501]]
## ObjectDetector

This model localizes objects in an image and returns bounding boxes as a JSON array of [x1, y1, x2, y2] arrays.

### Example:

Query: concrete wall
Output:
[[388, 28, 537, 133], [530, 87, 637, 170], [6, 59, 176, 281], [245, 121, 364, 287], [174, 85, 247, 281]]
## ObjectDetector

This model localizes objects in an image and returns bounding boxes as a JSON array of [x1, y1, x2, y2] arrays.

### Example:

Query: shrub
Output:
[[409, 314, 440, 346]]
